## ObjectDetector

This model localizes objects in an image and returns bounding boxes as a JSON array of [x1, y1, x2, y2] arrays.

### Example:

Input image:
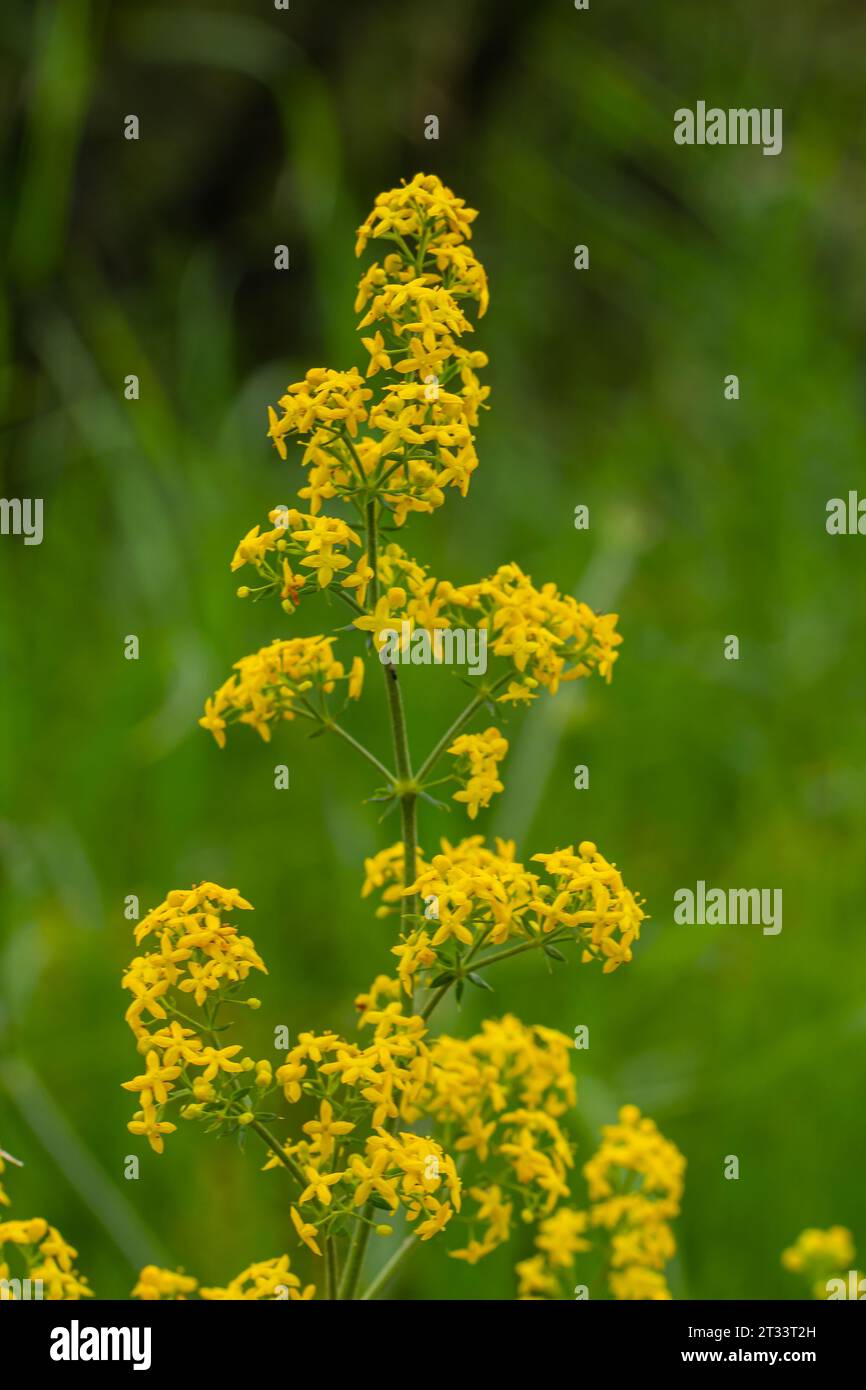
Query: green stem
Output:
[[327, 717, 396, 784], [337, 1214, 373, 1301], [416, 673, 512, 783], [384, 664, 418, 940], [421, 932, 569, 1021], [294, 701, 396, 784], [360, 1235, 418, 1300], [365, 498, 379, 608], [248, 1118, 306, 1188], [473, 935, 564, 970], [365, 497, 418, 945], [420, 981, 451, 1022], [340, 499, 420, 1300], [325, 1235, 338, 1300]]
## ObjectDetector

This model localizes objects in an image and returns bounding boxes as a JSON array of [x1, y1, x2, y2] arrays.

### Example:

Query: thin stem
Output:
[[416, 673, 512, 783], [365, 496, 418, 944], [330, 585, 365, 616], [294, 701, 396, 784], [336, 427, 367, 486], [473, 935, 562, 971], [420, 981, 451, 1022], [327, 717, 396, 784], [365, 498, 379, 608], [325, 1235, 338, 1300], [337, 1214, 373, 1301], [384, 664, 418, 940], [248, 1117, 306, 1188], [421, 932, 569, 1022], [361, 1235, 418, 1300], [340, 499, 420, 1300]]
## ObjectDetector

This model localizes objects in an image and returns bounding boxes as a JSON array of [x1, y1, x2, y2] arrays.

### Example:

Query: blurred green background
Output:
[[2, 0, 865, 1300]]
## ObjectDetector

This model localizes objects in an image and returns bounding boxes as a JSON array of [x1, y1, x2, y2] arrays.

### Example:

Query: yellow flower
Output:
[[515, 1254, 559, 1300], [454, 1115, 496, 1163], [275, 1060, 307, 1103], [299, 1165, 344, 1207], [414, 1200, 452, 1241], [535, 1208, 591, 1268], [348, 655, 365, 700], [230, 523, 283, 572], [302, 1100, 356, 1162], [127, 1110, 177, 1155], [349, 1155, 398, 1210], [196, 1044, 245, 1082], [290, 1206, 322, 1257], [609, 1266, 672, 1300], [121, 1051, 182, 1108], [132, 1265, 198, 1301], [782, 1226, 855, 1276], [199, 697, 227, 748], [361, 330, 392, 377]]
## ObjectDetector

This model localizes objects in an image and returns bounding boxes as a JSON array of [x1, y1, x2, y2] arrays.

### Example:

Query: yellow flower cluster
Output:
[[0, 1149, 93, 1300], [131, 1265, 198, 1300], [397, 836, 530, 979], [782, 1227, 858, 1299], [517, 1105, 685, 1300], [427, 1018, 577, 1263], [132, 1257, 314, 1301], [531, 843, 646, 973], [200, 1255, 314, 1301], [200, 637, 364, 748], [444, 563, 622, 700], [345, 546, 621, 699], [0, 1151, 318, 1303], [360, 835, 645, 990], [354, 172, 480, 261], [231, 507, 370, 599], [0, 1162, 92, 1305], [268, 368, 372, 458], [121, 883, 268, 1153], [269, 1015, 461, 1256], [267, 174, 488, 525], [265, 1006, 680, 1299], [0, 1218, 91, 1300], [584, 1105, 685, 1300], [266, 1010, 579, 1267], [447, 727, 508, 819]]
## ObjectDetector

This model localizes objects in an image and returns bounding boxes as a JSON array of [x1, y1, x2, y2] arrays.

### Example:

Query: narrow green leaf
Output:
[[542, 944, 568, 962], [467, 971, 494, 992]]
